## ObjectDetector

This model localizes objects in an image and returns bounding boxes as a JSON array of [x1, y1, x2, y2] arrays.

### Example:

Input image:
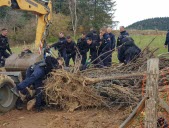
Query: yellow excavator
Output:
[[0, 0, 52, 112]]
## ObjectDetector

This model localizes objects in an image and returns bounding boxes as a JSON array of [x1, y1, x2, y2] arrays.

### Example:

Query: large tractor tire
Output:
[[0, 74, 17, 113]]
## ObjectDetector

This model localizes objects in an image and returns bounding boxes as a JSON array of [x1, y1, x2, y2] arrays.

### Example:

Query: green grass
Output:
[[131, 35, 167, 55], [11, 34, 167, 64]]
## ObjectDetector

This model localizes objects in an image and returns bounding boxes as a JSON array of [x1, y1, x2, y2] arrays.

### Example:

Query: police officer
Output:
[[164, 29, 169, 52], [86, 28, 100, 44], [0, 28, 12, 66], [107, 27, 116, 66], [117, 26, 129, 47], [65, 36, 77, 67], [50, 32, 66, 61], [107, 27, 116, 50], [118, 37, 141, 64], [11, 56, 64, 111], [86, 38, 100, 66], [117, 26, 129, 62], [99, 27, 112, 67], [77, 33, 89, 66]]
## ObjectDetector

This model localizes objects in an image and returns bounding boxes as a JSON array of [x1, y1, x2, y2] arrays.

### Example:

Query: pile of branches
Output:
[[44, 69, 140, 111], [44, 42, 169, 111]]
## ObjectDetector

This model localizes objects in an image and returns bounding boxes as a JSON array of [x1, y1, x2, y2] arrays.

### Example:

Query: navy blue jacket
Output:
[[88, 42, 99, 60], [108, 32, 116, 50], [65, 41, 77, 56], [77, 38, 89, 55], [118, 37, 141, 63], [0, 34, 12, 53], [165, 30, 169, 45], [86, 30, 100, 43], [99, 33, 111, 54], [51, 37, 66, 51], [117, 31, 129, 47]]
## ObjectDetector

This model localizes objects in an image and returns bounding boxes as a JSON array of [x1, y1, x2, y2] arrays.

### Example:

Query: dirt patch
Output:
[[0, 108, 127, 128]]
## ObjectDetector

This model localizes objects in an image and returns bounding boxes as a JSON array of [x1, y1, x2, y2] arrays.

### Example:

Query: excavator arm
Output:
[[0, 0, 11, 6], [0, 0, 52, 53]]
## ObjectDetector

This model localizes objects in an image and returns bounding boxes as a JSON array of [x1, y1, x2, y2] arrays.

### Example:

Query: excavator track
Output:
[[0, 74, 17, 112]]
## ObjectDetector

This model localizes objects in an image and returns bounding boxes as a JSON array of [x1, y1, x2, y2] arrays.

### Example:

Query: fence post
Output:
[[145, 58, 159, 128]]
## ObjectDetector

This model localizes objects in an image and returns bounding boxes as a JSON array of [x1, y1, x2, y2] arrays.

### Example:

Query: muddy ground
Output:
[[0, 108, 127, 128]]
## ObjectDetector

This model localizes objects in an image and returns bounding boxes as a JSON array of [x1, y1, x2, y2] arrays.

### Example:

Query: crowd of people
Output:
[[49, 26, 141, 69], [0, 27, 169, 112]]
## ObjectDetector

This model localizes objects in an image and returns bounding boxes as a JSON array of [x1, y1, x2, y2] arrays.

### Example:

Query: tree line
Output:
[[127, 17, 169, 31]]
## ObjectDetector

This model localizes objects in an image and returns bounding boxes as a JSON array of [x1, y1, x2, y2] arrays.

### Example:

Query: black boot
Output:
[[15, 98, 24, 110]]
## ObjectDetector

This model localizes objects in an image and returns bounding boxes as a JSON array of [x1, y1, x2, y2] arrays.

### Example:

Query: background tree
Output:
[[127, 17, 169, 31]]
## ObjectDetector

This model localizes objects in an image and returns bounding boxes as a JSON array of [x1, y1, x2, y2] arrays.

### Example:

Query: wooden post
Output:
[[145, 58, 159, 128]]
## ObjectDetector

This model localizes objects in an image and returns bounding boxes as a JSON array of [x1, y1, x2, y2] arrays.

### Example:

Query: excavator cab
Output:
[[0, 0, 52, 113]]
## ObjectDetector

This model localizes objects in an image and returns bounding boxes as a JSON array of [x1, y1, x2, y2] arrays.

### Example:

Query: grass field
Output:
[[11, 34, 168, 63]]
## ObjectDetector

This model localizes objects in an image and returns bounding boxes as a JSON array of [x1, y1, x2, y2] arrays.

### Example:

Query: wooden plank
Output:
[[145, 58, 159, 128], [119, 97, 146, 128]]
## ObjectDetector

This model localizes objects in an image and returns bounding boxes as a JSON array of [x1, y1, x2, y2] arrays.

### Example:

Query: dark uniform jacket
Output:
[[165, 30, 169, 45], [51, 37, 66, 51], [0, 34, 12, 53], [88, 42, 99, 61], [32, 56, 59, 75], [99, 33, 111, 54], [86, 30, 100, 43], [118, 37, 141, 63], [77, 38, 89, 55], [108, 33, 116, 50], [117, 31, 129, 47], [65, 41, 77, 56]]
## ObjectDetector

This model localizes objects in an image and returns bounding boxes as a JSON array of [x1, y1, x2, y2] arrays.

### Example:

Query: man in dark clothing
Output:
[[107, 27, 116, 50], [117, 26, 129, 62], [0, 28, 12, 66], [11, 56, 64, 111], [86, 38, 100, 66], [99, 27, 112, 67], [65, 36, 77, 67], [107, 27, 116, 66], [77, 33, 89, 65], [118, 37, 141, 64], [117, 26, 129, 47], [50, 32, 66, 61], [164, 30, 169, 52], [86, 28, 100, 44]]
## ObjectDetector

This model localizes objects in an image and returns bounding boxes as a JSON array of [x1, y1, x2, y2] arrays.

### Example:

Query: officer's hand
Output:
[[164, 45, 167, 48]]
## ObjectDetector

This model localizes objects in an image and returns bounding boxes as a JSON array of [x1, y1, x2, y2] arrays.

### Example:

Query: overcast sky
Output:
[[114, 0, 169, 29]]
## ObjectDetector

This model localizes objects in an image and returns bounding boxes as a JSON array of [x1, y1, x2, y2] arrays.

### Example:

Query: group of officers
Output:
[[0, 26, 142, 112], [49, 26, 141, 69], [2, 27, 169, 112]]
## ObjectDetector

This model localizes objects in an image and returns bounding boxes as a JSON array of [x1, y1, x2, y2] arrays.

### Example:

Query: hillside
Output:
[[127, 17, 169, 31]]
